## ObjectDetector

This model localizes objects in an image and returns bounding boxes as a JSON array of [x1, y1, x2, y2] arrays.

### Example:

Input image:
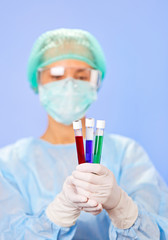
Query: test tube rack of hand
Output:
[[73, 119, 105, 164]]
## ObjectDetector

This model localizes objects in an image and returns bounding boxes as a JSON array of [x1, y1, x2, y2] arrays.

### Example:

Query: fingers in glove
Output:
[[72, 170, 101, 185], [76, 163, 108, 175], [76, 198, 98, 208], [75, 186, 92, 199], [64, 191, 88, 203], [63, 176, 88, 203], [83, 209, 102, 215], [87, 210, 102, 216], [71, 176, 98, 193], [82, 203, 103, 214]]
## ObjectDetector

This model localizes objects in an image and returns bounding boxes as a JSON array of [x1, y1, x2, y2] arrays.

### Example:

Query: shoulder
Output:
[[104, 132, 142, 151], [104, 133, 149, 163], [103, 133, 154, 184], [105, 132, 146, 149], [0, 137, 35, 164]]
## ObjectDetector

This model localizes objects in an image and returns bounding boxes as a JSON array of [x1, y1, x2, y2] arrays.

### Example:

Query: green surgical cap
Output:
[[27, 28, 106, 92]]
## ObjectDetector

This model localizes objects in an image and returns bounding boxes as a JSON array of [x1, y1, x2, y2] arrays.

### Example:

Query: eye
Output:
[[75, 72, 90, 81], [78, 76, 88, 80], [51, 75, 64, 80]]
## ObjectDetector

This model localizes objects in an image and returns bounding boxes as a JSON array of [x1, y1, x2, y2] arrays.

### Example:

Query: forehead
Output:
[[45, 59, 93, 69]]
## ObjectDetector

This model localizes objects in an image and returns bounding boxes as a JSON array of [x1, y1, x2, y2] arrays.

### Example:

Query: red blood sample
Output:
[[75, 136, 85, 164]]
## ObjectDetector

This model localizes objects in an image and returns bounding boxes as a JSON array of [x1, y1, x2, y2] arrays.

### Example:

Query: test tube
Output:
[[73, 120, 85, 164], [93, 120, 105, 164], [85, 118, 95, 163]]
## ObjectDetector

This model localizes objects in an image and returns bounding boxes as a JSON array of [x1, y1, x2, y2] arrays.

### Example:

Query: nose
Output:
[[65, 68, 75, 78]]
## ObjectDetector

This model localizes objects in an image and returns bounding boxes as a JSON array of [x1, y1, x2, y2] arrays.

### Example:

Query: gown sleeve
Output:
[[0, 146, 77, 240], [108, 139, 168, 240]]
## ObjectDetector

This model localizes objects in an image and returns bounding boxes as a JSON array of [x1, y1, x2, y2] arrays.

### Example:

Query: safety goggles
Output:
[[37, 66, 102, 89]]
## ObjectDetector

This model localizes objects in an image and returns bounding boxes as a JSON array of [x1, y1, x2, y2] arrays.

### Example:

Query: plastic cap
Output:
[[85, 118, 95, 127], [73, 120, 82, 129], [96, 120, 105, 129]]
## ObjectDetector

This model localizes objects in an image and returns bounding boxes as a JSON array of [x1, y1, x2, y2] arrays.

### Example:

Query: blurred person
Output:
[[0, 28, 168, 239]]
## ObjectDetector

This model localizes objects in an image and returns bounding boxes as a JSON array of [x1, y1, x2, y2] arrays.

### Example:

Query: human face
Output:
[[38, 59, 98, 125]]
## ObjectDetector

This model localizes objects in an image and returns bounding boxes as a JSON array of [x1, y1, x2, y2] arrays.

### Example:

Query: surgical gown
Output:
[[0, 133, 168, 239]]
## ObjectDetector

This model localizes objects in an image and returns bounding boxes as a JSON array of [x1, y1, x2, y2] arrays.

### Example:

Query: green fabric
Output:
[[27, 28, 106, 93]]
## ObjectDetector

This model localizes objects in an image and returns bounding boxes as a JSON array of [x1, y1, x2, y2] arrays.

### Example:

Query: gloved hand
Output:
[[46, 175, 102, 227], [72, 163, 138, 229]]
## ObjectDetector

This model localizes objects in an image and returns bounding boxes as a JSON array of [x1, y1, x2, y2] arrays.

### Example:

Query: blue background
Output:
[[0, 0, 167, 183]]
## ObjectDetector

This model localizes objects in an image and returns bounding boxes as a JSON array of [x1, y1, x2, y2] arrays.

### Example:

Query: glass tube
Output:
[[93, 120, 105, 164], [73, 120, 85, 164], [85, 118, 94, 163]]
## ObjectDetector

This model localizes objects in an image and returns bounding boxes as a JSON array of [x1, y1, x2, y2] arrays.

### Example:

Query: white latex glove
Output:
[[46, 175, 102, 227], [72, 163, 138, 229]]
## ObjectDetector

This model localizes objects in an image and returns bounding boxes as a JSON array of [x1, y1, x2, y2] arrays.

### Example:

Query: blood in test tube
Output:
[[93, 120, 105, 164], [73, 120, 85, 164], [85, 118, 94, 163]]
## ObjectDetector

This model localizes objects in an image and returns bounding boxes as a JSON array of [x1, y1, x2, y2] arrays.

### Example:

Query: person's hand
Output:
[[62, 175, 103, 215], [72, 163, 138, 229], [72, 163, 121, 210], [46, 175, 102, 227]]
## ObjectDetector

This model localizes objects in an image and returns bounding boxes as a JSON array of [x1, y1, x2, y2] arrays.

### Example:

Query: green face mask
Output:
[[38, 78, 97, 125]]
